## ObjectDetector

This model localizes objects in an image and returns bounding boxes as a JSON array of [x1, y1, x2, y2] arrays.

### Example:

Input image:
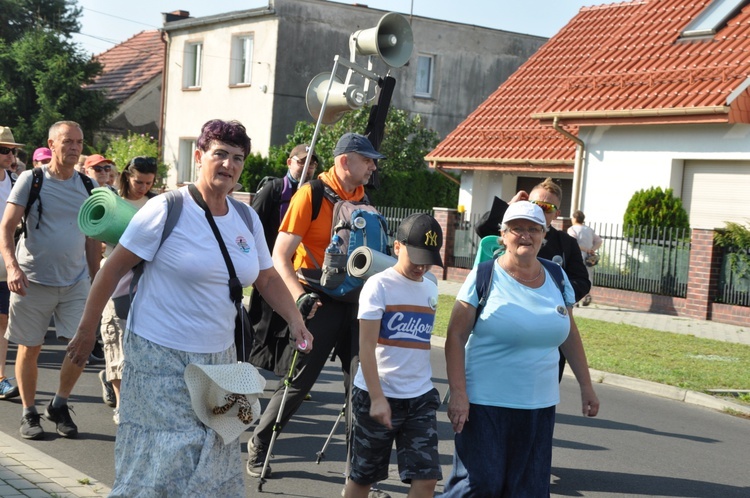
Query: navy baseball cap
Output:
[[333, 133, 386, 159]]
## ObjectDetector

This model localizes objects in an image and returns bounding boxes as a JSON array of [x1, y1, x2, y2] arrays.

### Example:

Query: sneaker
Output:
[[20, 413, 44, 440], [0, 378, 19, 399], [246, 439, 271, 478], [113, 408, 120, 425], [99, 370, 116, 407], [341, 487, 391, 498], [44, 402, 78, 438]]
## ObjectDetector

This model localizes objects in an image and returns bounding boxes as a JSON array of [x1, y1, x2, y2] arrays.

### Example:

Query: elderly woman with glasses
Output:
[[442, 201, 599, 497], [67, 119, 313, 497]]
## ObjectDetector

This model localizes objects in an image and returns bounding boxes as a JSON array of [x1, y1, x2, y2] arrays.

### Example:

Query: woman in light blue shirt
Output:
[[442, 201, 600, 497]]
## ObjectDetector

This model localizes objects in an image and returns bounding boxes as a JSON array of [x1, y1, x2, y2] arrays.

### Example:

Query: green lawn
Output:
[[433, 295, 750, 403]]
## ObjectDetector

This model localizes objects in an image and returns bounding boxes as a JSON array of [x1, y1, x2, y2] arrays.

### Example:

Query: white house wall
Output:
[[162, 16, 279, 186], [579, 123, 750, 226]]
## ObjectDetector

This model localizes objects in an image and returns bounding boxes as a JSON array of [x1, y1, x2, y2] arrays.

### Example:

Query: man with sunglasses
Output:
[[248, 144, 319, 375], [0, 127, 23, 401], [475, 177, 590, 379]]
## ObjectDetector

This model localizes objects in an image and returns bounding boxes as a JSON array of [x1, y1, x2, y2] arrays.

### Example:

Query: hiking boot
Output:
[[99, 370, 116, 407], [0, 378, 19, 399], [20, 412, 44, 440], [246, 439, 271, 478], [44, 402, 78, 438]]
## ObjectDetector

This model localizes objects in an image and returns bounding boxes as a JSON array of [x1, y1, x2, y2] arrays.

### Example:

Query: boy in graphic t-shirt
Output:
[[344, 213, 444, 498]]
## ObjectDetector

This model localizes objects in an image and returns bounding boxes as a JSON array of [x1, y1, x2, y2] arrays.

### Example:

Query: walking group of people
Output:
[[1, 117, 604, 497]]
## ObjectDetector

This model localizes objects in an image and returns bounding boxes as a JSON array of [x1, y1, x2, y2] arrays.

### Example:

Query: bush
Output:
[[714, 221, 750, 278], [104, 132, 169, 188], [623, 186, 690, 238]]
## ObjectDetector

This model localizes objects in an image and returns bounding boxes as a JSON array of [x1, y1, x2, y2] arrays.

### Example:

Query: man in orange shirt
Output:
[[246, 133, 383, 479]]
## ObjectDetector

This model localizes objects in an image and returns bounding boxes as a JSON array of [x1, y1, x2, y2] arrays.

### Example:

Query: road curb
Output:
[[431, 336, 750, 417]]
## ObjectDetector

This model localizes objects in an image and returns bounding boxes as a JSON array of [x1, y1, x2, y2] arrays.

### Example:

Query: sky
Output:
[[71, 0, 621, 56]]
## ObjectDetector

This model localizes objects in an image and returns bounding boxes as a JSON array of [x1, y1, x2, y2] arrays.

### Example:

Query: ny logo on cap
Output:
[[424, 230, 439, 247]]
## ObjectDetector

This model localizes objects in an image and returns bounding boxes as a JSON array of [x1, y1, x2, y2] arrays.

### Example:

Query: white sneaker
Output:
[[113, 408, 120, 425]]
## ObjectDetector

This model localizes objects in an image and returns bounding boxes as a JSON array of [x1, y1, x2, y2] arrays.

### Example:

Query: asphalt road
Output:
[[0, 330, 748, 497]]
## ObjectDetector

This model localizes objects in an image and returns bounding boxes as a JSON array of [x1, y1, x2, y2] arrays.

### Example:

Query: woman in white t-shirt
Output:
[[568, 210, 603, 306], [67, 120, 313, 497]]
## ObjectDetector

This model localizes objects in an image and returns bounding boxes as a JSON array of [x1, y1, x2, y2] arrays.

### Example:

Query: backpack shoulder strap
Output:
[[228, 196, 254, 234], [539, 258, 566, 299], [474, 258, 496, 326], [22, 167, 44, 236], [77, 171, 95, 195], [130, 190, 183, 298], [310, 179, 326, 222]]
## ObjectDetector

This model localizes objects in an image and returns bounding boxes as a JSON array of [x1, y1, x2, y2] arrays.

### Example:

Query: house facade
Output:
[[159, 0, 545, 186], [88, 30, 164, 141], [427, 0, 750, 230]]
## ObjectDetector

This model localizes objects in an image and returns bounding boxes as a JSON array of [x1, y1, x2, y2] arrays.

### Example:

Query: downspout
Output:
[[159, 30, 170, 183], [552, 117, 584, 212]]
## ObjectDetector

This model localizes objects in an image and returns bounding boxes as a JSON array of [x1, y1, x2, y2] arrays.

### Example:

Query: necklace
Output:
[[500, 259, 543, 283]]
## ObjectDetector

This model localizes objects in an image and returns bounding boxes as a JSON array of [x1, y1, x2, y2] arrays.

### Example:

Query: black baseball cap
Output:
[[396, 213, 444, 267], [333, 133, 385, 159]]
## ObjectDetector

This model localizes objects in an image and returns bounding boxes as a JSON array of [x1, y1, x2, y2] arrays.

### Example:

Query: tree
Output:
[[105, 132, 169, 188], [623, 186, 690, 238], [0, 0, 116, 149]]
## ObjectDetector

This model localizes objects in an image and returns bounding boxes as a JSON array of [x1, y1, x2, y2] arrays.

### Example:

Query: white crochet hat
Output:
[[184, 362, 266, 444]]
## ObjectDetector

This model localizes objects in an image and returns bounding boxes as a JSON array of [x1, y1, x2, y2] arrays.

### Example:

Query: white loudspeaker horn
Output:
[[351, 12, 414, 68], [306, 72, 366, 125]]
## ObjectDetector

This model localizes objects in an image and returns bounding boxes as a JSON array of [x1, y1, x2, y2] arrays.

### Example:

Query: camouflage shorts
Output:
[[349, 386, 443, 485]]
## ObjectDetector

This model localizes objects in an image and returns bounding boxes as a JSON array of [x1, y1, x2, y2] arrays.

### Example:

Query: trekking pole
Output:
[[257, 293, 317, 492], [316, 402, 347, 464]]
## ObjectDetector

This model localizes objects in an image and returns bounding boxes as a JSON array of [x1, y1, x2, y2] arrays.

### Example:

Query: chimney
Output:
[[163, 10, 190, 23]]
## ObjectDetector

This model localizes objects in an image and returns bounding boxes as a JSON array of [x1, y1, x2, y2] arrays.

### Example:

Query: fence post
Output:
[[433, 207, 457, 280], [684, 228, 720, 320]]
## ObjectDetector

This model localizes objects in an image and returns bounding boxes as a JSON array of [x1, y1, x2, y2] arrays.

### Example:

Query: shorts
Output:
[[101, 299, 126, 380], [6, 278, 90, 346], [0, 282, 9, 315], [349, 386, 442, 485]]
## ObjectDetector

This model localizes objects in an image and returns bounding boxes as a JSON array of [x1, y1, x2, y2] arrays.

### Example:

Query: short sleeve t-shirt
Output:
[[457, 260, 574, 409], [8, 167, 97, 286], [119, 187, 272, 353], [354, 267, 438, 398]]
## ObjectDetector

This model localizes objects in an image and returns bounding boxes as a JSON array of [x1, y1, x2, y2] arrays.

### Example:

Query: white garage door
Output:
[[682, 160, 750, 229]]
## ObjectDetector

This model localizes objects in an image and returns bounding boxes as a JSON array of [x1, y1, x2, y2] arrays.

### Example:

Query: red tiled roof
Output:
[[88, 30, 164, 104], [428, 0, 750, 169]]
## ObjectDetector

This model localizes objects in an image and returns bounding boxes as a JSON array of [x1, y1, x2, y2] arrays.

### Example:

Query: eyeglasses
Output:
[[530, 200, 558, 214], [90, 164, 112, 173], [507, 226, 545, 237], [293, 156, 318, 167], [0, 147, 16, 155]]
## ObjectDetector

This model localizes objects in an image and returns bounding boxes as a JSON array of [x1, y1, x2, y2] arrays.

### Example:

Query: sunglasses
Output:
[[293, 156, 317, 167], [91, 164, 112, 173], [530, 200, 558, 214], [0, 146, 16, 155]]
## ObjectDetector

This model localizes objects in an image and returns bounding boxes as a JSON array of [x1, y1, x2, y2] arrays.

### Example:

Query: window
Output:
[[230, 35, 254, 85], [681, 0, 748, 37], [178, 139, 197, 184], [415, 54, 434, 97], [183, 42, 203, 88]]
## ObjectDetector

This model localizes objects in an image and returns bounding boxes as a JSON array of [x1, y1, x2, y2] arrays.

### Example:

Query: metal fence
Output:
[[589, 223, 690, 297], [717, 246, 750, 306], [375, 205, 434, 246]]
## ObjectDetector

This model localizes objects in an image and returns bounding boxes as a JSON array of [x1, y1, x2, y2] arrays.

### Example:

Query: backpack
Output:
[[474, 256, 567, 326], [255, 175, 295, 224], [18, 167, 95, 239], [298, 179, 390, 302]]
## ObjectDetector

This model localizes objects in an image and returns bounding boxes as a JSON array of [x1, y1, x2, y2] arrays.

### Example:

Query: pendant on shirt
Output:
[[428, 296, 438, 311], [236, 236, 250, 253], [556, 305, 568, 317]]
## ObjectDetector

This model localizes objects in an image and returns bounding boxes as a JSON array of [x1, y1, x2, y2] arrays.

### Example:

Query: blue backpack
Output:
[[298, 179, 390, 302]]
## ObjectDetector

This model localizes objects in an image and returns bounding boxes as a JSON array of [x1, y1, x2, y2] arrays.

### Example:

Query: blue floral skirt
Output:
[[109, 332, 245, 497]]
